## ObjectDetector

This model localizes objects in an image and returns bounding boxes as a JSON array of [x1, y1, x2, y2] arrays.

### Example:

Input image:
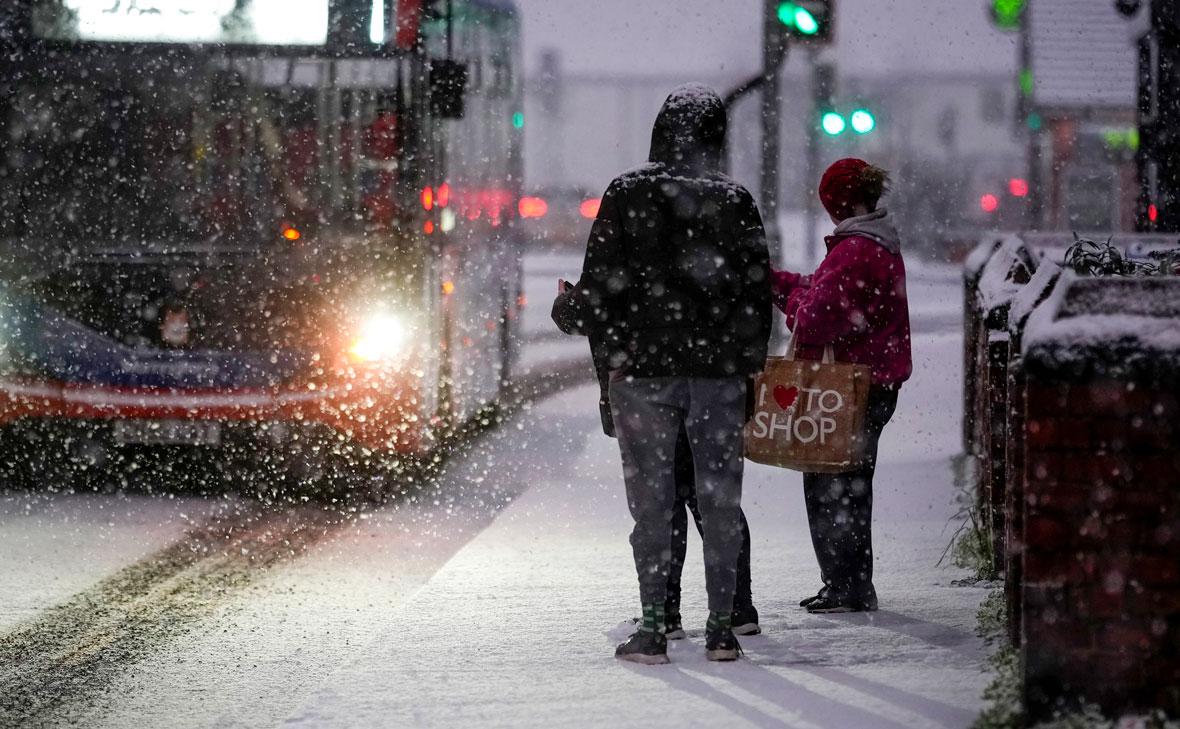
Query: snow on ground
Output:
[[0, 492, 222, 633], [1, 254, 985, 728], [273, 329, 985, 729]]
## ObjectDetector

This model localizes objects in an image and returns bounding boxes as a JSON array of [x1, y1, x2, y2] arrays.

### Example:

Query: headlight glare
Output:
[[349, 313, 409, 363]]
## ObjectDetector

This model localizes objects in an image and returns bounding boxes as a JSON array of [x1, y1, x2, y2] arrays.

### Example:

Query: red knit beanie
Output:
[[819, 158, 870, 220]]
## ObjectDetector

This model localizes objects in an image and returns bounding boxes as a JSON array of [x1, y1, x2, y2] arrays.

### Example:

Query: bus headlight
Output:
[[349, 312, 409, 363]]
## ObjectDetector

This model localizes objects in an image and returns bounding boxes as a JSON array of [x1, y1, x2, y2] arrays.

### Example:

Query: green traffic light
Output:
[[512, 112, 525, 129], [992, 0, 1026, 30], [850, 109, 875, 134], [794, 7, 819, 34], [821, 112, 846, 136], [776, 3, 819, 35], [776, 3, 796, 27]]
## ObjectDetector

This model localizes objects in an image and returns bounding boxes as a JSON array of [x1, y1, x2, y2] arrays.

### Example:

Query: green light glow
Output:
[[512, 112, 524, 130], [794, 8, 819, 34], [993, 0, 1026, 30], [1103, 127, 1141, 151], [1019, 69, 1034, 97], [776, 3, 797, 27], [850, 109, 876, 134], [1026, 112, 1043, 131], [777, 3, 820, 35], [821, 112, 846, 136]]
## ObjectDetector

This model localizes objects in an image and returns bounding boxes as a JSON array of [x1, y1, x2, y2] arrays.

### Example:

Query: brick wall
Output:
[[984, 332, 1010, 568], [1003, 358, 1026, 646], [1021, 376, 1180, 718]]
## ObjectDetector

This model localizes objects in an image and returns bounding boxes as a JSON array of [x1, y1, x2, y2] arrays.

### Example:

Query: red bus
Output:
[[0, 0, 523, 483]]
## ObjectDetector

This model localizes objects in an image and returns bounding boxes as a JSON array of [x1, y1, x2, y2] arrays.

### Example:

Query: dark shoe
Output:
[[731, 603, 761, 636], [705, 626, 742, 661], [615, 630, 670, 665], [799, 586, 830, 608], [806, 594, 877, 614]]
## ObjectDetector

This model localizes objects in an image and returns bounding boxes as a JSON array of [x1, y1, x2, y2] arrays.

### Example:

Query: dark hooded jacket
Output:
[[552, 84, 772, 434]]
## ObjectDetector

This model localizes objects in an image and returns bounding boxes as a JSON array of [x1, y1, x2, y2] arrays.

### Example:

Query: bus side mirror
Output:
[[431, 60, 468, 119]]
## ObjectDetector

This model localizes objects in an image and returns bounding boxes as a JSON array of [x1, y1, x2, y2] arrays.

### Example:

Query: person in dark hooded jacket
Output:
[[552, 84, 771, 664]]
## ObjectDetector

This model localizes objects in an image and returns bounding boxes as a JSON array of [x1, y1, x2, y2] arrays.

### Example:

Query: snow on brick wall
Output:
[[1023, 273, 1180, 378], [976, 235, 1034, 317], [1016, 269, 1180, 718]]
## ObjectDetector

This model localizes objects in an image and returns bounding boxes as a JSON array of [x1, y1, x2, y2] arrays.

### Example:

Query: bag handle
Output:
[[784, 331, 835, 364]]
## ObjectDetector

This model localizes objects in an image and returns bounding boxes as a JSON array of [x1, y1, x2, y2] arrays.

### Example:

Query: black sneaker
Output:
[[799, 587, 829, 608], [705, 626, 742, 661], [731, 603, 761, 636], [806, 594, 877, 614], [615, 630, 670, 665]]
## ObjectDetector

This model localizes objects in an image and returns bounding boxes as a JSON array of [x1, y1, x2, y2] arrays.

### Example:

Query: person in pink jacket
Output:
[[771, 158, 912, 613]]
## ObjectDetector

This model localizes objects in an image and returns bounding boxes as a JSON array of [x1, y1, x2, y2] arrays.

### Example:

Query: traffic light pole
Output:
[[761, 0, 788, 265], [803, 49, 824, 271]]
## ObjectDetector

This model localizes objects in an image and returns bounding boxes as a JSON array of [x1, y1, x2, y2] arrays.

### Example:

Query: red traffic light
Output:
[[980, 194, 999, 213], [579, 198, 601, 219], [1008, 178, 1029, 197]]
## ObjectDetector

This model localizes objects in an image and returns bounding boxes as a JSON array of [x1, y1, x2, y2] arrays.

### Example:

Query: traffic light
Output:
[[821, 111, 846, 136], [777, 1, 833, 42], [990, 0, 1026, 31], [819, 108, 876, 136], [850, 109, 875, 134]]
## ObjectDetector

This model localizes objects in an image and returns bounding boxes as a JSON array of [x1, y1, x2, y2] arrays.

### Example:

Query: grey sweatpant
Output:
[[609, 375, 747, 614]]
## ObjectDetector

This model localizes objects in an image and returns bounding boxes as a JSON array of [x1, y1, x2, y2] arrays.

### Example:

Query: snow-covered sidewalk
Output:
[[0, 255, 986, 728], [284, 330, 990, 729]]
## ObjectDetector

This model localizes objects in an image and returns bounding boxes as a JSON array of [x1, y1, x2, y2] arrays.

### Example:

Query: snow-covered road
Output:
[[0, 254, 988, 728]]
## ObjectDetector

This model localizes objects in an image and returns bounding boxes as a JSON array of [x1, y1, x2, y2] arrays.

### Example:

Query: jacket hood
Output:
[[648, 83, 726, 172], [831, 208, 901, 255]]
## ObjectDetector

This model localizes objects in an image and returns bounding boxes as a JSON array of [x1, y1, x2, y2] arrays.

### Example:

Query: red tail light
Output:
[[518, 197, 548, 219]]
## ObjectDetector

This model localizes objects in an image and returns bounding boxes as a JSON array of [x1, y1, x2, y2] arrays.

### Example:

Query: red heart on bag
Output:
[[773, 384, 799, 410]]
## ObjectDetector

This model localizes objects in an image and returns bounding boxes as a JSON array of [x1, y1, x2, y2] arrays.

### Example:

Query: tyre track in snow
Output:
[[0, 502, 349, 726], [0, 355, 594, 727]]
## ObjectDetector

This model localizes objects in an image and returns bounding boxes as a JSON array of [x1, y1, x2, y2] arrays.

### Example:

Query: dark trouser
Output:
[[666, 426, 754, 616], [802, 386, 899, 607], [610, 375, 747, 614]]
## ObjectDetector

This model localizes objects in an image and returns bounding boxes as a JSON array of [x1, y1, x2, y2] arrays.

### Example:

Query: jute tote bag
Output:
[[744, 335, 872, 473]]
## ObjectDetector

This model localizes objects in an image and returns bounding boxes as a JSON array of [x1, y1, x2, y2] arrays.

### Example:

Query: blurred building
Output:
[[1027, 0, 1140, 232], [522, 61, 1025, 256]]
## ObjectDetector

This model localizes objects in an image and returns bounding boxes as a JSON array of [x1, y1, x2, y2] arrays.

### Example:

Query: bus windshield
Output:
[[31, 0, 331, 46], [2, 56, 409, 248]]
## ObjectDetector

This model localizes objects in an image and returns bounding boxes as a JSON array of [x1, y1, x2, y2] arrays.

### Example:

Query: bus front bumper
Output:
[[0, 376, 431, 454]]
